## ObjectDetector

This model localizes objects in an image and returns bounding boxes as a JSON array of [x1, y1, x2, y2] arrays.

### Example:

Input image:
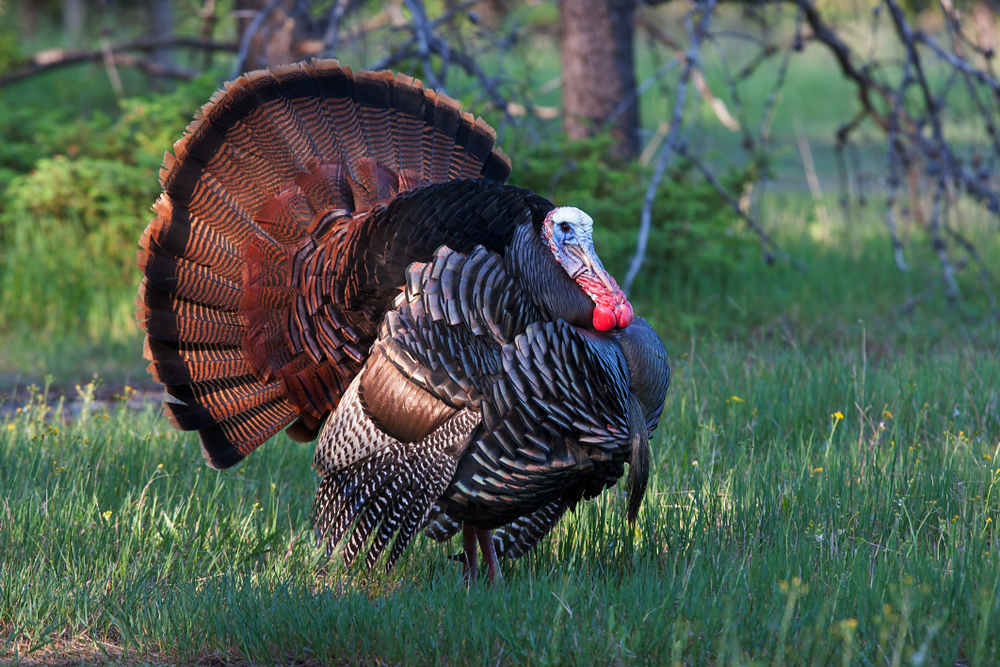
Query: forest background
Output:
[[1, 1, 999, 665]]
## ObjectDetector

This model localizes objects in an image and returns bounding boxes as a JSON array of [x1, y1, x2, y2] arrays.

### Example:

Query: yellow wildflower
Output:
[[832, 411, 844, 420], [731, 395, 744, 403]]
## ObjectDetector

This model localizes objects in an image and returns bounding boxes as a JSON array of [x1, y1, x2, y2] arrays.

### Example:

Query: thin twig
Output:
[[403, 0, 445, 91], [624, 0, 718, 294], [606, 56, 680, 125], [929, 176, 960, 302], [757, 8, 801, 143], [943, 224, 998, 314], [708, 34, 754, 150], [321, 0, 360, 57], [0, 37, 236, 87], [680, 145, 805, 272], [885, 58, 912, 272], [231, 0, 283, 79], [635, 14, 739, 131], [100, 38, 124, 99]]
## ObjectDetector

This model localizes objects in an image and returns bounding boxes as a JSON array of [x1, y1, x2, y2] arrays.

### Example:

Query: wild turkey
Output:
[[136, 60, 670, 582]]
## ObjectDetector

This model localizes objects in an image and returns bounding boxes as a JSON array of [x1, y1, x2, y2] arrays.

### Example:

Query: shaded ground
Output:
[[0, 382, 162, 421]]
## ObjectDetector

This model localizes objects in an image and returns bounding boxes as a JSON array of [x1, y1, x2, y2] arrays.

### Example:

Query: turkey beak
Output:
[[567, 245, 615, 291], [566, 245, 633, 330]]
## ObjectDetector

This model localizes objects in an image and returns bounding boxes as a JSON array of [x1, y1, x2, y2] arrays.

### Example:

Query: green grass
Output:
[[3, 8, 1000, 663], [2, 328, 999, 665]]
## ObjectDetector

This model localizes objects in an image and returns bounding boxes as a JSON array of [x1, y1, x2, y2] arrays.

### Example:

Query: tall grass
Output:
[[2, 334, 998, 665], [2, 14, 1000, 663]]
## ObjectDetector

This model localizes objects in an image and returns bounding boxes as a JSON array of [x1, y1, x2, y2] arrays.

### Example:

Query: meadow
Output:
[[3, 282, 1000, 665], [2, 6, 1000, 665]]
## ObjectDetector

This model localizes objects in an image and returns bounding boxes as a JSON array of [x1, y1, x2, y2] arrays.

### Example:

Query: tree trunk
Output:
[[150, 0, 174, 70], [559, 0, 639, 160], [63, 0, 84, 46]]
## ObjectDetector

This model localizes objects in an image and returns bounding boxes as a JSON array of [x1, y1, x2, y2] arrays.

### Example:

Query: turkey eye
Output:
[[559, 222, 571, 234]]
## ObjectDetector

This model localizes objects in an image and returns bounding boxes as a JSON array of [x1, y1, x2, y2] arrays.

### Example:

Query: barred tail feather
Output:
[[138, 59, 510, 467], [313, 441, 459, 571], [313, 410, 478, 571], [491, 500, 567, 560]]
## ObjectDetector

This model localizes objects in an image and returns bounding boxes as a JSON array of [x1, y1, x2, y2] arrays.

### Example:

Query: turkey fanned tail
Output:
[[136, 61, 513, 468], [313, 410, 479, 571]]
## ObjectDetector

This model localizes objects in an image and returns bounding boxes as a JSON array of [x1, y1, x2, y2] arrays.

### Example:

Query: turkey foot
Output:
[[460, 524, 501, 585]]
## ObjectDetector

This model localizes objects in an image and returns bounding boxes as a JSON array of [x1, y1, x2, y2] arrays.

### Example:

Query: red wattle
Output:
[[616, 301, 634, 329], [593, 305, 616, 331]]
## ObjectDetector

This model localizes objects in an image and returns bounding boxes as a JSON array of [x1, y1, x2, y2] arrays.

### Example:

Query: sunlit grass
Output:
[[2, 11, 1000, 662], [2, 334, 998, 665]]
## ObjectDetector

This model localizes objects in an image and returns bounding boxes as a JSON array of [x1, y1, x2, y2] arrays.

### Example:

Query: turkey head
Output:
[[541, 207, 633, 332]]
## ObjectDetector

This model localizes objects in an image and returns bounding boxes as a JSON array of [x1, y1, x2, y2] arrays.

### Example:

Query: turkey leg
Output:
[[476, 527, 501, 584], [460, 524, 501, 584], [462, 524, 478, 583]]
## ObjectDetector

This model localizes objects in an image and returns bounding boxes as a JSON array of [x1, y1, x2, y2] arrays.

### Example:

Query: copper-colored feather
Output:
[[137, 60, 510, 467], [139, 61, 672, 576]]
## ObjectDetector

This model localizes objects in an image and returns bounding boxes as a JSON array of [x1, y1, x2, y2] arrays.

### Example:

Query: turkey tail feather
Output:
[[138, 60, 510, 465], [625, 394, 650, 523], [491, 500, 567, 560], [313, 440, 460, 571], [313, 409, 478, 572]]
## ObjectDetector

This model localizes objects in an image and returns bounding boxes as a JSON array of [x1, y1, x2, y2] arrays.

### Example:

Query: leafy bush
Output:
[[0, 11, 19, 75], [0, 74, 219, 339], [0, 155, 153, 336]]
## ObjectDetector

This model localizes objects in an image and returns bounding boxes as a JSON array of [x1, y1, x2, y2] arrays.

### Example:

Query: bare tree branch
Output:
[[623, 0, 718, 295], [634, 11, 740, 131], [679, 145, 807, 272], [770, 0, 1000, 308], [0, 37, 236, 87], [231, 0, 283, 79], [944, 223, 998, 313]]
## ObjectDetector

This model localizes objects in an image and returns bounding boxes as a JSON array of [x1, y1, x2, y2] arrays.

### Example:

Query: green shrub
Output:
[[0, 10, 19, 75], [0, 155, 154, 337], [0, 74, 219, 340]]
